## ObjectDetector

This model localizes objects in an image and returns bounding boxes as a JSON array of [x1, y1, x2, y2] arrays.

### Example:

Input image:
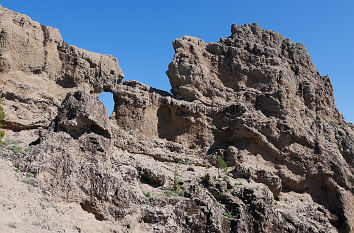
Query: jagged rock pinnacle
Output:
[[0, 5, 353, 233]]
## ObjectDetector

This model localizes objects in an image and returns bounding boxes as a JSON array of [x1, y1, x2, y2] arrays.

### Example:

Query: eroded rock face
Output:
[[113, 24, 354, 232], [0, 6, 123, 132], [166, 23, 341, 123], [55, 91, 112, 139], [0, 6, 353, 233]]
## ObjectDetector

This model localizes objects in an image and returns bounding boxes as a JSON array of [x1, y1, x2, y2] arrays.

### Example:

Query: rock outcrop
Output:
[[0, 6, 123, 133], [0, 6, 353, 233]]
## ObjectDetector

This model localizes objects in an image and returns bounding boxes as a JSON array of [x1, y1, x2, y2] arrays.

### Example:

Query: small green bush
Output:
[[143, 192, 154, 203], [329, 121, 338, 128], [168, 167, 184, 197], [217, 156, 228, 176], [223, 211, 237, 223], [165, 190, 178, 197], [9, 146, 22, 153], [0, 140, 10, 146], [172, 168, 181, 192]]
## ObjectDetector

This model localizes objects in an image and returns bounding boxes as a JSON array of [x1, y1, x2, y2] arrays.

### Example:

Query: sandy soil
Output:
[[0, 158, 120, 233]]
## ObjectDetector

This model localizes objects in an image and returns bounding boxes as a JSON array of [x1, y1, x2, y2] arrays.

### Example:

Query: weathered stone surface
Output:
[[167, 24, 341, 122], [55, 91, 111, 139], [0, 5, 353, 233], [0, 6, 123, 133], [113, 24, 354, 232]]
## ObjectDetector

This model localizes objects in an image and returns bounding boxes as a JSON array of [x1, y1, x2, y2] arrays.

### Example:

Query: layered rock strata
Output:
[[0, 6, 353, 233]]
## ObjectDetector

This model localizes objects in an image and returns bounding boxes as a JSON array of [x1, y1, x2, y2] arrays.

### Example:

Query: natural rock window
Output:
[[98, 92, 114, 116]]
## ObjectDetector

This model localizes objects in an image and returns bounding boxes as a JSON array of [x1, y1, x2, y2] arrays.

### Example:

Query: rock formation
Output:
[[0, 6, 353, 233]]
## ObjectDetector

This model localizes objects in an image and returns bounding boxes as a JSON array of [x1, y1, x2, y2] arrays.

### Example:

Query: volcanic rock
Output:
[[0, 6, 353, 233]]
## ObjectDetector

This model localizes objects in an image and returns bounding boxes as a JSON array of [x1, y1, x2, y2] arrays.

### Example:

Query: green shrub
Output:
[[168, 167, 184, 197], [329, 121, 338, 128], [165, 190, 178, 197], [172, 168, 181, 191], [217, 156, 228, 176], [9, 146, 22, 153], [0, 140, 10, 146], [223, 211, 237, 223], [143, 192, 154, 203]]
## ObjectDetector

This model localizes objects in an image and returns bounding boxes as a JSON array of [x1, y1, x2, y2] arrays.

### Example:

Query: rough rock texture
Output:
[[0, 6, 123, 133], [1, 6, 354, 233], [0, 158, 124, 233]]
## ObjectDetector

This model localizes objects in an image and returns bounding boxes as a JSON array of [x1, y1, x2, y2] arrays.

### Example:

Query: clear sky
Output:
[[1, 0, 353, 122]]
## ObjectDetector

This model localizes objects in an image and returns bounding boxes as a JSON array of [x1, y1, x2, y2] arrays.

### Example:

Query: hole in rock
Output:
[[98, 92, 114, 116]]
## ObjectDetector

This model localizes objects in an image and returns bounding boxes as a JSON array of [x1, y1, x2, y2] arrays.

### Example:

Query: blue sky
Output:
[[2, 0, 353, 122]]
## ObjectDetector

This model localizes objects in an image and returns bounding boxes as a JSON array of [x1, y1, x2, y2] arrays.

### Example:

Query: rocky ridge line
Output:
[[0, 6, 353, 233]]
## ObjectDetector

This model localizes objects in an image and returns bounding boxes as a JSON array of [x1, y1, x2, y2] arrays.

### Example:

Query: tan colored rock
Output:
[[0, 5, 353, 233], [0, 158, 124, 233], [0, 6, 123, 132], [114, 24, 354, 232]]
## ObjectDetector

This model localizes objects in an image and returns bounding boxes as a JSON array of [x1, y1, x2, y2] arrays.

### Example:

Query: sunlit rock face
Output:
[[1, 6, 354, 233], [0, 6, 123, 131]]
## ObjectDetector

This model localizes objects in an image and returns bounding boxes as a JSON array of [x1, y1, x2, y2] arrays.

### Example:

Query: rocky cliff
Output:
[[0, 6, 353, 233]]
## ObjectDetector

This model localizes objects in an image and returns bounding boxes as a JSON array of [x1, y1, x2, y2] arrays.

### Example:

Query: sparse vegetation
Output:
[[329, 121, 338, 128], [217, 156, 227, 176], [143, 192, 154, 204], [224, 211, 238, 223], [0, 139, 24, 153], [9, 145, 22, 153], [165, 190, 178, 197], [169, 167, 184, 196], [0, 140, 9, 146], [173, 167, 180, 191], [23, 180, 30, 185], [24, 147, 32, 153]]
